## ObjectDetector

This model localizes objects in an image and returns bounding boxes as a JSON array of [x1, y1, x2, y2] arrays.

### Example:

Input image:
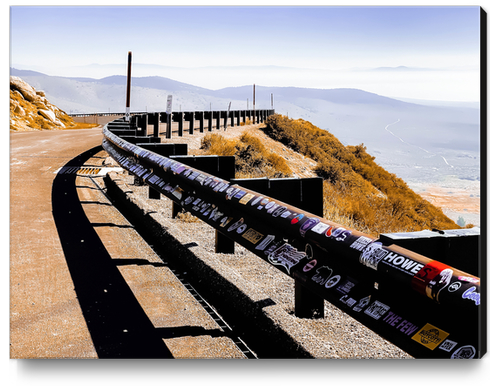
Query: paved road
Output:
[[10, 126, 247, 359], [10, 127, 103, 358]]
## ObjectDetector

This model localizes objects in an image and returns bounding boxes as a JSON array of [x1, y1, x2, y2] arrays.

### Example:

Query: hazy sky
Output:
[[9, 4, 482, 101]]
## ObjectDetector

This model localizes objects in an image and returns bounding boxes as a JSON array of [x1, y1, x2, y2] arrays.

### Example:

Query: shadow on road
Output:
[[51, 145, 173, 359]]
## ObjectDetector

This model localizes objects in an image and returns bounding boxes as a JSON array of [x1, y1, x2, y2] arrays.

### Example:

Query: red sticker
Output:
[[411, 260, 452, 296], [303, 259, 317, 272]]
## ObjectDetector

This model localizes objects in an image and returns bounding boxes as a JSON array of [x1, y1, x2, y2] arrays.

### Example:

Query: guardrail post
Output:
[[207, 111, 213, 131], [173, 112, 183, 136], [130, 115, 137, 131], [223, 111, 228, 130], [164, 112, 172, 139], [230, 176, 324, 318], [294, 280, 325, 319], [195, 112, 204, 133], [215, 111, 220, 130], [186, 112, 194, 135], [139, 114, 148, 136], [151, 112, 160, 138], [169, 155, 236, 252], [237, 110, 241, 126], [149, 185, 160, 199], [215, 230, 235, 253], [230, 111, 235, 127]]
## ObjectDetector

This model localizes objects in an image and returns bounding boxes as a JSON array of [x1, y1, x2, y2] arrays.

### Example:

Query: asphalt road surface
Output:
[[10, 127, 103, 358], [10, 126, 247, 359]]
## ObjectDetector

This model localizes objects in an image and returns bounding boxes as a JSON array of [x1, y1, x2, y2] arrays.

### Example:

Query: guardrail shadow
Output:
[[51, 145, 173, 358]]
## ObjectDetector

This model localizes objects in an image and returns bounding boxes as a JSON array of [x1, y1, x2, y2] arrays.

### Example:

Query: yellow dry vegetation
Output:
[[10, 89, 97, 131], [200, 132, 293, 179], [262, 114, 460, 236]]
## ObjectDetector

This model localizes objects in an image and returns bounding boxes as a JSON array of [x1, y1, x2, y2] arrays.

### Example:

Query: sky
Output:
[[9, 4, 483, 101]]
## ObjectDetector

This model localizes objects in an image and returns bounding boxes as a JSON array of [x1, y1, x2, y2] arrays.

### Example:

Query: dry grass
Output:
[[200, 132, 292, 179], [262, 114, 459, 237], [10, 89, 98, 131]]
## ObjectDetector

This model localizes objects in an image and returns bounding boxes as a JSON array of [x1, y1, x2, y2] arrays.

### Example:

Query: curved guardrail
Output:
[[102, 112, 483, 359]]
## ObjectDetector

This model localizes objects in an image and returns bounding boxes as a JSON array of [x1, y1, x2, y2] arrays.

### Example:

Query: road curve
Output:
[[10, 126, 250, 359], [10, 127, 103, 358]]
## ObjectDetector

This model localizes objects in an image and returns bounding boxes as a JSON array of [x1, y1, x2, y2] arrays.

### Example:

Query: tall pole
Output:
[[125, 51, 132, 122], [253, 84, 256, 124], [271, 93, 273, 109]]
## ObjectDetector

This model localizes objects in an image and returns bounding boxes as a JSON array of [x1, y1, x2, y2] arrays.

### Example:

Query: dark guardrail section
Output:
[[102, 111, 484, 359]]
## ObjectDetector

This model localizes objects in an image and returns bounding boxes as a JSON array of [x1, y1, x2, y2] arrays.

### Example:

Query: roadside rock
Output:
[[10, 75, 74, 131], [39, 109, 65, 127], [10, 76, 38, 102]]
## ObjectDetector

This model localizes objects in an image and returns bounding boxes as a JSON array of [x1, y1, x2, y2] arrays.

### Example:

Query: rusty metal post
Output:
[[125, 51, 132, 122], [253, 84, 256, 124]]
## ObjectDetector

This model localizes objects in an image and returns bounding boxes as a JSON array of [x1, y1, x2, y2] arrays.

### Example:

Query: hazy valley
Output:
[[10, 68, 481, 226]]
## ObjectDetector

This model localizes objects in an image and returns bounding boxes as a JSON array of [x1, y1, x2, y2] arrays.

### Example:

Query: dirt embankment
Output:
[[162, 123, 319, 179]]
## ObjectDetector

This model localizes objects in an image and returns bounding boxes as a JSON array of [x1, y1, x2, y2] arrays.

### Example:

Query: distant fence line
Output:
[[71, 109, 271, 128]]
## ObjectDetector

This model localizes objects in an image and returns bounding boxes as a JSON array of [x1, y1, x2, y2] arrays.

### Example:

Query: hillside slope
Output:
[[10, 76, 96, 131], [262, 115, 459, 235], [193, 116, 459, 237]]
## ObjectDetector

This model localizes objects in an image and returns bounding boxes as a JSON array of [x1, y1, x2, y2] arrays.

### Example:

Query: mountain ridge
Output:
[[10, 67, 427, 112], [9, 72, 480, 226]]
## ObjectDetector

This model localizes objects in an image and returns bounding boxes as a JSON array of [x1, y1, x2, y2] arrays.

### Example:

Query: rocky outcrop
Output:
[[10, 76, 76, 131]]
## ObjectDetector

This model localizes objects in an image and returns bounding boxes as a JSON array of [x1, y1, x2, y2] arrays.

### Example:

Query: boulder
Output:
[[10, 76, 38, 102], [39, 109, 65, 128], [10, 76, 74, 131], [14, 103, 25, 116]]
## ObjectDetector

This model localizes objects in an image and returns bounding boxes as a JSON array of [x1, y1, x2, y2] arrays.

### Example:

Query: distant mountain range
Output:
[[10, 67, 480, 186], [9, 67, 481, 225]]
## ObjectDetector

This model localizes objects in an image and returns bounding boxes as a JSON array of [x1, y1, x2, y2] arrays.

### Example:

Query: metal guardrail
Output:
[[102, 114, 484, 359], [69, 112, 129, 117]]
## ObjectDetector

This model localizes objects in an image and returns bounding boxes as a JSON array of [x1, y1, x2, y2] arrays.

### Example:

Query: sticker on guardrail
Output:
[[411, 323, 450, 350]]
